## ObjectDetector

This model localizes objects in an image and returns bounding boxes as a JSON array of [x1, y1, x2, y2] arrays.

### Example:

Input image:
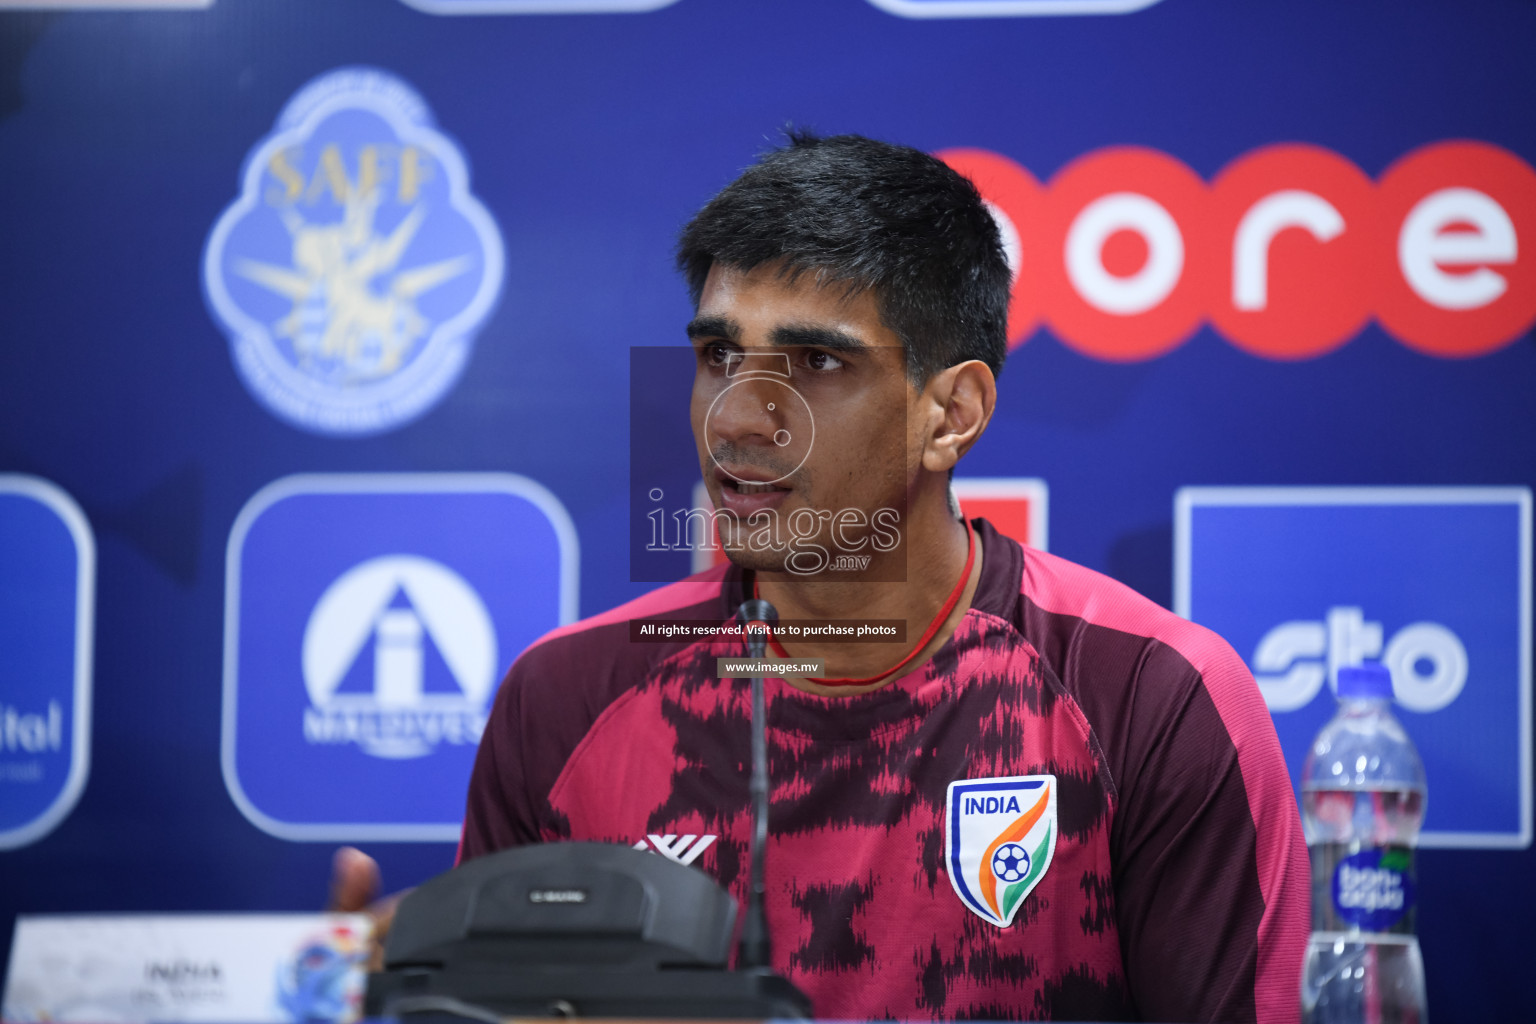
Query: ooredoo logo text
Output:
[[944, 141, 1535, 361]]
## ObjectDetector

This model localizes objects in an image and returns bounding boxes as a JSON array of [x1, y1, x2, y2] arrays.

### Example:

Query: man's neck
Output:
[[753, 500, 982, 696]]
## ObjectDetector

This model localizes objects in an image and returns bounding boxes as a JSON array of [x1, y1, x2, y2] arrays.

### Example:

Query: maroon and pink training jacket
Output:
[[459, 518, 1308, 1022]]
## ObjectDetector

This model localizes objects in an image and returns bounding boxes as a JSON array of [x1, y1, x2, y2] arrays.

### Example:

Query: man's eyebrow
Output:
[[686, 316, 739, 343], [770, 324, 869, 354]]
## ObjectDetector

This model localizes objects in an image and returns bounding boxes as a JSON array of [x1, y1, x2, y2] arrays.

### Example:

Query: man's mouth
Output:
[[716, 463, 791, 490], [723, 478, 790, 495], [714, 466, 793, 510]]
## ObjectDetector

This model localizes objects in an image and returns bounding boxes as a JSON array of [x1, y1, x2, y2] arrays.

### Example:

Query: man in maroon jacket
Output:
[[348, 132, 1308, 1022]]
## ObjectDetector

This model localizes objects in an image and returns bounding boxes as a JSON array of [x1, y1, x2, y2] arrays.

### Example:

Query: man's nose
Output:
[[708, 375, 786, 447]]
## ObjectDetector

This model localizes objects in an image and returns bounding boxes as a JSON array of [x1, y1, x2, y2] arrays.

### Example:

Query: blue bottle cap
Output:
[[1337, 662, 1394, 700]]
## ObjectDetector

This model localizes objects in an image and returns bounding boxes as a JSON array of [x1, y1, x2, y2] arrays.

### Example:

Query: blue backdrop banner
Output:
[[1, 1, 1533, 1017]]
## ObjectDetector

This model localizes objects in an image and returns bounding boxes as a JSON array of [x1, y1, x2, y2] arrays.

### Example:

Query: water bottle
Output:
[[1300, 662, 1428, 1024]]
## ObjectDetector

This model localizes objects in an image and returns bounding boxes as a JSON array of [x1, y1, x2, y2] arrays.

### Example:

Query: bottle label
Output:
[[1331, 847, 1415, 931]]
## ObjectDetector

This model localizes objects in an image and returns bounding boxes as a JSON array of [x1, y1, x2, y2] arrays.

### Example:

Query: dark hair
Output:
[[676, 130, 1010, 383]]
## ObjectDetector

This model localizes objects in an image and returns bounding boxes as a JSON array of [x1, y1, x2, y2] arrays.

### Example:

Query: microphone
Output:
[[740, 598, 775, 658], [735, 598, 777, 970]]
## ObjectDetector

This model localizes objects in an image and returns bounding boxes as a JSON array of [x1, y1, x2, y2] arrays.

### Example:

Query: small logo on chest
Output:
[[632, 833, 716, 866], [945, 775, 1057, 927]]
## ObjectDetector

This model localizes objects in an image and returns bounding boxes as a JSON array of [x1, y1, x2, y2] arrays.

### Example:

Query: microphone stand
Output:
[[735, 598, 777, 971]]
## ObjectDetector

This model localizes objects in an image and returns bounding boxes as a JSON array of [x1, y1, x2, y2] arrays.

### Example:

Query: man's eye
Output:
[[805, 350, 844, 372], [703, 343, 736, 368]]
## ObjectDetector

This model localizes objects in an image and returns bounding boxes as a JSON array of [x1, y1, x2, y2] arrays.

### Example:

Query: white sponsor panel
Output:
[[3, 915, 372, 1023]]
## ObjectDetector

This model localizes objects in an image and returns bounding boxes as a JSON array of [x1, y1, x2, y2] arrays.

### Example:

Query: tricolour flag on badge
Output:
[[945, 774, 1057, 927]]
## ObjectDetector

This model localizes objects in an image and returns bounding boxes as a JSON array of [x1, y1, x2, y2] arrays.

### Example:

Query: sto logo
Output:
[[1253, 606, 1467, 713], [946, 775, 1057, 927]]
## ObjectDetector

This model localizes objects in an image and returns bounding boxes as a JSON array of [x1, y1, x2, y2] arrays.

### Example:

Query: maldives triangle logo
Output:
[[945, 774, 1057, 927]]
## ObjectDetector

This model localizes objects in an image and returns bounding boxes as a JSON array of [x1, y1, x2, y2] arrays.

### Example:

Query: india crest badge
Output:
[[945, 774, 1057, 927]]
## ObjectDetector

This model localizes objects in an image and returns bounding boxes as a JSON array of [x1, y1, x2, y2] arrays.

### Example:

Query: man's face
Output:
[[688, 262, 912, 577]]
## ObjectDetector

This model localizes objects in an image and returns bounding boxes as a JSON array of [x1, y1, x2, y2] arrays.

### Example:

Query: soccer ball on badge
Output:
[[991, 842, 1029, 883]]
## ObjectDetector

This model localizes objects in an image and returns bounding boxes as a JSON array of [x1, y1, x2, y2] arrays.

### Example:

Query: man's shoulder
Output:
[[1015, 541, 1245, 682], [1010, 534, 1284, 806]]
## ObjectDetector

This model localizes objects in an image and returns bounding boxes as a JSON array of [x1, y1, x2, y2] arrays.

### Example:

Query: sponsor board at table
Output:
[[2, 914, 372, 1024]]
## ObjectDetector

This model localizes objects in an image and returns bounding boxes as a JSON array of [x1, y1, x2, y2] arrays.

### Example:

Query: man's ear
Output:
[[920, 360, 997, 474]]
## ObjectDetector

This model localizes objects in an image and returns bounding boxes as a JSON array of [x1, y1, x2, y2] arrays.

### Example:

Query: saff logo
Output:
[[224, 474, 577, 840], [302, 556, 498, 760], [1176, 487, 1533, 848], [204, 67, 504, 436], [945, 775, 1057, 927]]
